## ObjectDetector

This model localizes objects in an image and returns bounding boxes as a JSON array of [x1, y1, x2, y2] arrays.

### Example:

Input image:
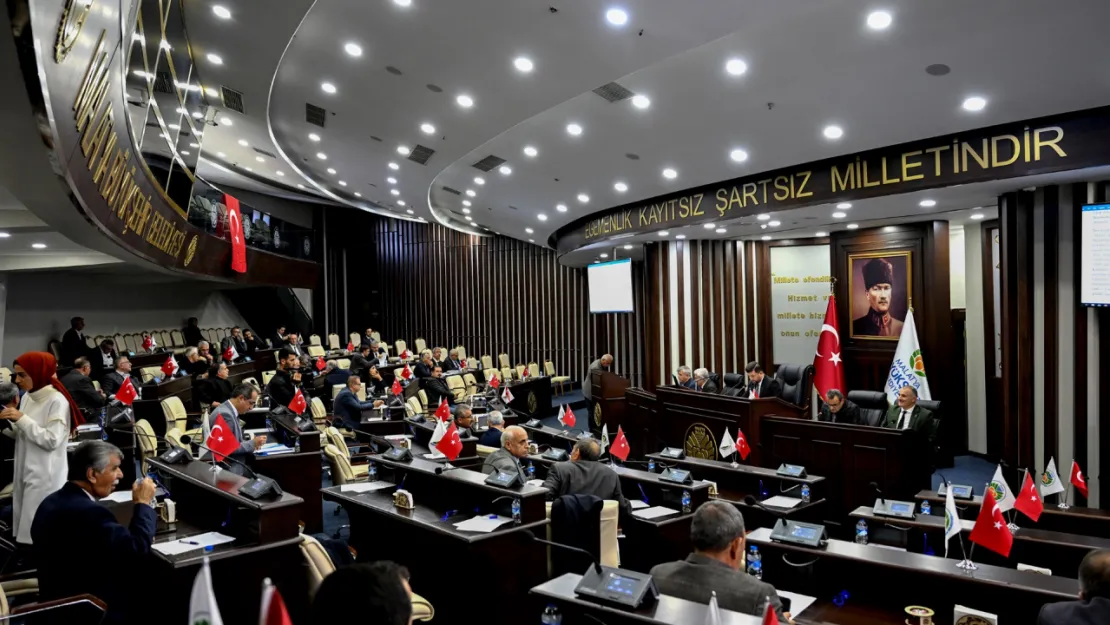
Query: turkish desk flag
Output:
[[558, 404, 576, 428], [142, 334, 155, 351], [391, 379, 402, 396], [1014, 469, 1044, 522], [346, 341, 354, 352], [461, 359, 468, 369], [436, 422, 463, 461], [288, 388, 307, 415], [736, 428, 751, 461], [260, 580, 293, 625], [225, 193, 247, 273], [315, 356, 326, 371], [1071, 460, 1089, 498], [223, 345, 236, 362], [161, 354, 179, 378], [400, 364, 413, 380], [502, 387, 514, 404], [610, 426, 631, 462], [115, 376, 138, 406], [434, 397, 451, 421], [521, 365, 530, 379], [206, 414, 240, 462], [812, 295, 845, 400], [761, 601, 779, 625], [968, 488, 1013, 558], [489, 372, 500, 389]]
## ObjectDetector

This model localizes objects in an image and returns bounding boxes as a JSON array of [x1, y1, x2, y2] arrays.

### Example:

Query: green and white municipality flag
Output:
[[1041, 456, 1066, 496], [944, 484, 961, 557], [189, 557, 223, 625], [988, 464, 1017, 512], [884, 310, 932, 404]]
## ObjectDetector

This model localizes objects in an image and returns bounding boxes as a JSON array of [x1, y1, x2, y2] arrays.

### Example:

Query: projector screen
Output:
[[1081, 203, 1110, 307], [588, 258, 634, 313]]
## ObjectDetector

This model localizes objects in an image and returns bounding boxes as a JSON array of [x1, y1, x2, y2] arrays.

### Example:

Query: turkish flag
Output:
[[489, 373, 500, 389], [400, 364, 413, 380], [436, 422, 463, 461], [115, 376, 138, 405], [225, 193, 247, 273], [434, 398, 451, 421], [558, 404, 576, 428], [288, 388, 307, 415], [762, 602, 779, 625], [315, 356, 326, 371], [206, 414, 240, 462], [1071, 460, 1089, 498], [346, 341, 354, 352], [160, 355, 179, 378], [142, 334, 154, 351], [223, 345, 235, 362], [737, 428, 751, 461], [812, 296, 845, 400], [261, 583, 293, 625], [521, 365, 530, 379], [502, 387, 514, 404], [391, 378, 402, 396], [968, 488, 1013, 557], [461, 359, 468, 369], [610, 426, 631, 461], [400, 349, 411, 360], [1014, 470, 1044, 522]]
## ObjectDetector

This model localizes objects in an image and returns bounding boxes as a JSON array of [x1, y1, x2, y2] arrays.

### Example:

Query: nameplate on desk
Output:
[[658, 447, 685, 460], [939, 483, 975, 500], [873, 499, 916, 519], [770, 518, 827, 548], [776, 463, 807, 478], [658, 468, 693, 485]]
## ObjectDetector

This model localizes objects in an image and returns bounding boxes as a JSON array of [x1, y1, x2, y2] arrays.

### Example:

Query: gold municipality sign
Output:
[[593, 402, 603, 427], [527, 391, 538, 415], [684, 424, 717, 460]]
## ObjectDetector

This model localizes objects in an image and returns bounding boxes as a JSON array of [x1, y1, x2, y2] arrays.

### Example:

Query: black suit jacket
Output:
[[266, 369, 297, 407], [32, 482, 157, 625], [414, 362, 435, 379], [101, 371, 141, 397], [60, 370, 103, 413], [60, 328, 88, 368], [220, 336, 248, 358], [350, 354, 372, 377], [1037, 597, 1110, 625], [739, 376, 781, 399], [696, 379, 719, 393], [422, 376, 454, 407], [445, 358, 465, 372], [90, 348, 119, 381], [196, 377, 233, 407], [818, 400, 862, 425], [184, 326, 204, 347], [542, 460, 631, 517]]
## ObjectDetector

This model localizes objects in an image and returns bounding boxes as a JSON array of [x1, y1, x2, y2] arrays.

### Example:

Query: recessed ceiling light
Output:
[[704, 223, 715, 229], [189, 142, 200, 148], [397, 145, 410, 156], [327, 167, 337, 174], [538, 214, 548, 221], [631, 94, 650, 109], [715, 228, 727, 234], [192, 111, 203, 119], [523, 145, 538, 157], [832, 211, 847, 218], [623, 244, 633, 249], [344, 42, 363, 57], [0, 232, 9, 238], [556, 204, 567, 212], [194, 130, 202, 136], [354, 192, 361, 197], [133, 70, 150, 79], [391, 189, 400, 196], [465, 189, 476, 197], [394, 0, 412, 6], [882, 226, 898, 233], [237, 139, 248, 146], [823, 125, 844, 140], [339, 181, 347, 186], [725, 58, 748, 76], [577, 193, 589, 203], [658, 231, 669, 237], [420, 123, 435, 134], [962, 96, 987, 112], [387, 177, 397, 185], [919, 199, 937, 207], [756, 214, 770, 221], [397, 200, 405, 206], [614, 182, 628, 193], [206, 53, 223, 65], [456, 94, 474, 108], [768, 221, 781, 227], [297, 184, 305, 189], [462, 208, 471, 214], [255, 156, 265, 162], [526, 228, 534, 234], [662, 168, 677, 180], [212, 5, 231, 19], [175, 107, 187, 114], [321, 82, 337, 94], [513, 57, 534, 73], [168, 124, 180, 130], [600, 253, 609, 258], [462, 200, 471, 207], [309, 133, 320, 142], [730, 149, 749, 163], [499, 166, 512, 175], [970, 213, 985, 220], [474, 177, 485, 185], [216, 151, 226, 158], [317, 152, 327, 160], [606, 8, 628, 26], [761, 235, 772, 241], [464, 216, 472, 221], [245, 166, 253, 172], [867, 10, 893, 30], [180, 150, 190, 156], [836, 202, 852, 209], [846, 223, 859, 230], [816, 231, 828, 237], [566, 123, 583, 136], [276, 171, 285, 176], [31, 243, 47, 249], [159, 133, 168, 139], [388, 162, 400, 170], [676, 234, 687, 240], [406, 209, 414, 214]]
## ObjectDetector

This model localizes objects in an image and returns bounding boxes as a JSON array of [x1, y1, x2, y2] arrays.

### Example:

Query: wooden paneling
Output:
[[1042, 188, 1060, 467], [1000, 191, 1036, 469]]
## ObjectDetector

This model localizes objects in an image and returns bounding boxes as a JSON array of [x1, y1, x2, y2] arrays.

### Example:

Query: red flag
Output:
[[968, 487, 1013, 557], [812, 295, 845, 400], [461, 359, 468, 369], [736, 428, 751, 461], [762, 602, 779, 625], [502, 387, 514, 404], [346, 341, 354, 352], [160, 355, 179, 378], [436, 422, 463, 461], [288, 388, 307, 415], [1014, 469, 1044, 522], [391, 378, 402, 396], [315, 356, 326, 371], [610, 426, 630, 461], [489, 372, 500, 389], [115, 376, 138, 405], [142, 334, 153, 351], [434, 398, 451, 421], [521, 365, 530, 379], [225, 193, 247, 273], [1071, 460, 1089, 498], [400, 349, 411, 360], [400, 364, 413, 380], [206, 414, 240, 462], [260, 581, 293, 625], [223, 345, 235, 362], [558, 404, 576, 428]]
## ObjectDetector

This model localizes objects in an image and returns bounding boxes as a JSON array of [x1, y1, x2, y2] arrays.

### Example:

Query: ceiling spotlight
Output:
[[538, 214, 548, 221], [244, 167, 253, 172], [716, 228, 727, 234], [388, 162, 400, 170], [566, 123, 583, 136], [0, 232, 9, 238], [556, 204, 567, 212], [344, 42, 363, 57], [327, 167, 336, 174], [730, 149, 749, 163], [832, 211, 847, 218], [756, 214, 770, 221], [276, 171, 285, 176], [462, 208, 471, 214], [216, 151, 226, 158], [623, 244, 633, 249], [168, 124, 180, 130], [867, 10, 893, 30], [192, 111, 203, 119], [962, 96, 987, 112], [406, 209, 414, 214], [387, 177, 397, 184], [180, 150, 190, 156], [465, 189, 476, 197], [725, 58, 748, 76], [397, 200, 405, 206], [606, 8, 628, 26], [499, 166, 512, 175], [662, 168, 677, 180], [354, 192, 361, 197], [321, 82, 337, 94], [761, 235, 772, 241], [768, 221, 781, 227], [704, 223, 715, 229], [309, 133, 320, 142], [462, 200, 471, 207], [631, 94, 651, 109], [175, 107, 187, 114], [297, 184, 305, 189], [394, 0, 412, 6], [391, 189, 400, 196], [32, 243, 47, 249], [206, 53, 223, 65], [658, 231, 669, 237], [159, 39, 171, 51], [255, 156, 265, 162], [600, 253, 609, 258], [816, 231, 828, 237], [971, 213, 985, 220], [614, 182, 628, 193], [577, 194, 590, 204], [212, 5, 231, 18], [317, 152, 327, 160], [420, 123, 435, 134], [456, 94, 474, 108], [676, 235, 687, 240], [397, 145, 411, 156], [339, 181, 347, 186], [474, 177, 485, 185], [823, 125, 844, 140], [189, 142, 199, 148], [237, 139, 248, 146], [133, 70, 150, 79], [526, 228, 534, 234], [846, 223, 860, 230], [836, 202, 852, 209], [514, 57, 534, 73], [919, 199, 937, 207], [464, 216, 472, 221], [523, 145, 538, 157]]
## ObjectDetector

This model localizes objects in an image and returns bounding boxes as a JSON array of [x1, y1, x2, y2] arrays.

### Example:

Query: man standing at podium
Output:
[[582, 354, 612, 402]]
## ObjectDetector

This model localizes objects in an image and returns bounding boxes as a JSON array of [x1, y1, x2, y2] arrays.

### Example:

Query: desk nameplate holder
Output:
[[658, 468, 693, 485], [658, 447, 685, 460]]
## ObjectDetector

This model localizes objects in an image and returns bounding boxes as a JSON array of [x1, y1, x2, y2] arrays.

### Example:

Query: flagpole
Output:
[[730, 449, 739, 469], [1060, 483, 1072, 509], [956, 542, 978, 571]]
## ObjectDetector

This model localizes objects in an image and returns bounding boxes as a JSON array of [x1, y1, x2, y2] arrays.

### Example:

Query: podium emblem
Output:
[[527, 391, 537, 414], [684, 424, 717, 460], [593, 402, 603, 426], [183, 235, 198, 267]]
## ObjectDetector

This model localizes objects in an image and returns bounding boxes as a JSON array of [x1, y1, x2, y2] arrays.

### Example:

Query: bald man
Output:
[[582, 354, 613, 402], [482, 425, 529, 483]]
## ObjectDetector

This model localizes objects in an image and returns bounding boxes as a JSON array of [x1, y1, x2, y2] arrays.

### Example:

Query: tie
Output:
[[898, 410, 909, 429], [752, 385, 759, 399]]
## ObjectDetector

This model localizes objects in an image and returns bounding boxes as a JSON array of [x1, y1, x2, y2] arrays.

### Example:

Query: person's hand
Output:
[[0, 407, 23, 422], [784, 612, 795, 625], [132, 478, 156, 505], [253, 435, 267, 450], [98, 389, 106, 397], [373, 400, 385, 408], [211, 402, 220, 408]]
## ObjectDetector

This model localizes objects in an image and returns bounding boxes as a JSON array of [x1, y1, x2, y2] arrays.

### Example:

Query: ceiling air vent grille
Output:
[[441, 186, 462, 196], [305, 103, 327, 128], [472, 155, 506, 172], [153, 72, 174, 95], [407, 144, 435, 165], [252, 147, 278, 159], [220, 86, 244, 113], [592, 81, 633, 103]]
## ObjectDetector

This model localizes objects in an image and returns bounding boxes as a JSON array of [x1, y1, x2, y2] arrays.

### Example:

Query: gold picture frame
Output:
[[848, 250, 912, 341]]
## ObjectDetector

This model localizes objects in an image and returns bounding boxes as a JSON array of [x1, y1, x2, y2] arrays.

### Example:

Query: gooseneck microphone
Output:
[[869, 481, 885, 504]]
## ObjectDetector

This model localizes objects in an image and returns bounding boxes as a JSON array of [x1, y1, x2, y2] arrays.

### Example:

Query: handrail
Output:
[[5, 593, 106, 619]]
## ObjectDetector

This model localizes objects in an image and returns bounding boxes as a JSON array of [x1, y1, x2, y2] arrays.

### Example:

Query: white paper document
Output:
[[453, 515, 512, 533], [76, 423, 102, 433], [629, 500, 650, 510], [256, 443, 294, 456], [101, 491, 134, 503], [761, 496, 802, 509], [423, 452, 446, 460], [340, 481, 396, 493], [526, 479, 546, 487], [632, 506, 679, 520], [153, 531, 235, 556], [778, 590, 816, 618]]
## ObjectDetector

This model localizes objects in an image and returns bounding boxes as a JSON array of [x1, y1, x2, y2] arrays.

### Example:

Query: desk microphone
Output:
[[742, 495, 787, 519], [179, 435, 261, 479], [869, 481, 885, 505], [517, 531, 602, 575]]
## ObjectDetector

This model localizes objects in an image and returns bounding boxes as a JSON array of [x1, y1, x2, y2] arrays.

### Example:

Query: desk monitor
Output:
[[658, 447, 686, 460], [542, 448, 569, 462], [939, 483, 975, 500], [770, 518, 827, 548], [574, 565, 658, 609], [776, 463, 807, 478], [484, 470, 522, 489], [659, 468, 694, 485], [873, 498, 916, 519]]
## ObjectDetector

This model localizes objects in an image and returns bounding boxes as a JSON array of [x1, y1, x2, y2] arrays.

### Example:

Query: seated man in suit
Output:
[[651, 500, 791, 622], [333, 376, 385, 431], [324, 360, 351, 387], [284, 333, 306, 359], [101, 355, 142, 398], [266, 348, 302, 407], [1038, 549, 1110, 625], [479, 411, 505, 447], [364, 365, 389, 396], [414, 352, 436, 379], [61, 357, 104, 416], [818, 389, 861, 424], [422, 366, 454, 407], [882, 385, 938, 442], [205, 384, 266, 471], [675, 366, 696, 389], [242, 329, 265, 352], [61, 316, 88, 368], [693, 368, 718, 393], [542, 438, 631, 517], [444, 349, 465, 372], [351, 345, 373, 379], [359, 328, 377, 349], [431, 347, 447, 370], [179, 346, 209, 379], [453, 404, 478, 439], [369, 340, 390, 366], [196, 340, 215, 365], [738, 361, 781, 399], [32, 441, 157, 625], [220, 326, 249, 361], [273, 326, 289, 349], [482, 425, 529, 482], [90, 338, 118, 382]]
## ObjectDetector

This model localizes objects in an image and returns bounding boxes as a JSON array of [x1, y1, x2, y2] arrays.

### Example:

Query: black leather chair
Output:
[[847, 390, 889, 427], [916, 399, 941, 416], [773, 364, 814, 408], [721, 373, 745, 397], [708, 372, 721, 393]]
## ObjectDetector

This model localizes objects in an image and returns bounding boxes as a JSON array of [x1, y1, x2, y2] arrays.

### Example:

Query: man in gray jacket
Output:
[[582, 354, 613, 402], [482, 425, 529, 483], [542, 439, 630, 517], [205, 384, 267, 474]]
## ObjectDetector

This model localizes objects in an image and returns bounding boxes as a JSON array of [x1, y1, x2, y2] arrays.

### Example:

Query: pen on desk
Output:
[[181, 539, 202, 545]]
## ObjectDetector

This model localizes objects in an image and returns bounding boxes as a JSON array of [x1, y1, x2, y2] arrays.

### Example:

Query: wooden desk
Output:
[[501, 376, 554, 419], [247, 411, 324, 533], [406, 417, 479, 461], [915, 489, 1110, 537]]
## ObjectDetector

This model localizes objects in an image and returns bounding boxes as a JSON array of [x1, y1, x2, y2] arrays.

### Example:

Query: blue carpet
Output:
[[932, 455, 995, 491]]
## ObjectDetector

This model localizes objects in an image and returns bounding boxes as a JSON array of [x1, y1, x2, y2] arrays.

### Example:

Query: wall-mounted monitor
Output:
[[1081, 203, 1110, 306], [588, 258, 634, 313]]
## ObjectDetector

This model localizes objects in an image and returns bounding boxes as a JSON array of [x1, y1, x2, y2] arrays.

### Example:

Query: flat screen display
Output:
[[605, 574, 638, 595], [951, 485, 971, 497], [891, 502, 913, 514], [1081, 204, 1110, 306], [588, 258, 634, 313], [791, 526, 818, 540]]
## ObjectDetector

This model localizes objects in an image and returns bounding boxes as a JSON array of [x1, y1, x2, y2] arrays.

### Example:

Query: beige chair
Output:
[[414, 338, 427, 353], [324, 444, 364, 486], [371, 331, 381, 341], [328, 333, 341, 350], [446, 375, 467, 402], [417, 389, 428, 410], [544, 500, 621, 577], [462, 372, 479, 396], [500, 367, 514, 383], [310, 397, 328, 426], [308, 345, 326, 358], [325, 427, 369, 475], [262, 370, 276, 385], [0, 368, 11, 384], [456, 346, 467, 360], [484, 369, 501, 387], [546, 361, 571, 395], [477, 444, 497, 458], [404, 397, 424, 418], [356, 386, 366, 401], [349, 332, 362, 348], [515, 364, 526, 380], [135, 419, 158, 474], [498, 353, 511, 368], [160, 397, 201, 440], [395, 340, 408, 358], [139, 366, 161, 383], [92, 380, 101, 391], [309, 334, 322, 346], [528, 362, 541, 378], [165, 428, 186, 450], [242, 377, 259, 390], [170, 329, 185, 347], [336, 358, 350, 369], [331, 384, 346, 400], [481, 355, 494, 370]]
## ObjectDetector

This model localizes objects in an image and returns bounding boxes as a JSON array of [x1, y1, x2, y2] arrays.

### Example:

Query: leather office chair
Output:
[[515, 364, 526, 379], [160, 397, 201, 440], [446, 375, 467, 401], [545, 361, 571, 395], [310, 397, 328, 426], [331, 384, 345, 400], [134, 419, 158, 474], [455, 346, 467, 360], [721, 373, 745, 396], [917, 399, 941, 415], [262, 370, 276, 385], [414, 338, 427, 353], [847, 391, 889, 426], [500, 366, 514, 382], [309, 334, 322, 347], [498, 353, 511, 368], [405, 397, 424, 418], [308, 345, 326, 358], [242, 377, 259, 390], [350, 332, 362, 348], [481, 355, 494, 370], [462, 373, 479, 395], [323, 444, 364, 486], [336, 358, 350, 369], [165, 428, 186, 450], [371, 331, 381, 342], [528, 362, 541, 378], [417, 390, 428, 410], [139, 367, 162, 383], [324, 427, 369, 475], [395, 340, 408, 359], [121, 334, 137, 354], [544, 496, 620, 578], [328, 333, 341, 350], [774, 364, 814, 408], [0, 368, 10, 384]]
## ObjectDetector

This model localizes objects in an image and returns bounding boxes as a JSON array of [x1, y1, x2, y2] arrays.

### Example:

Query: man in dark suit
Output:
[[101, 356, 141, 398], [1038, 549, 1110, 625], [422, 366, 454, 407], [242, 329, 265, 352], [738, 361, 781, 399], [183, 317, 204, 347], [818, 389, 861, 424], [61, 357, 104, 416], [542, 439, 631, 517], [332, 376, 385, 431], [650, 501, 790, 622], [284, 333, 306, 359], [90, 339, 119, 382], [414, 353, 436, 380], [60, 316, 88, 368], [431, 347, 447, 371], [882, 385, 938, 442], [693, 368, 719, 393], [453, 405, 478, 439], [32, 441, 157, 625], [479, 411, 505, 447], [675, 366, 697, 389], [266, 348, 301, 407], [220, 326, 249, 361], [444, 349, 465, 372], [351, 345, 373, 379], [482, 425, 529, 482], [273, 326, 289, 349], [359, 328, 376, 349], [369, 340, 390, 366]]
